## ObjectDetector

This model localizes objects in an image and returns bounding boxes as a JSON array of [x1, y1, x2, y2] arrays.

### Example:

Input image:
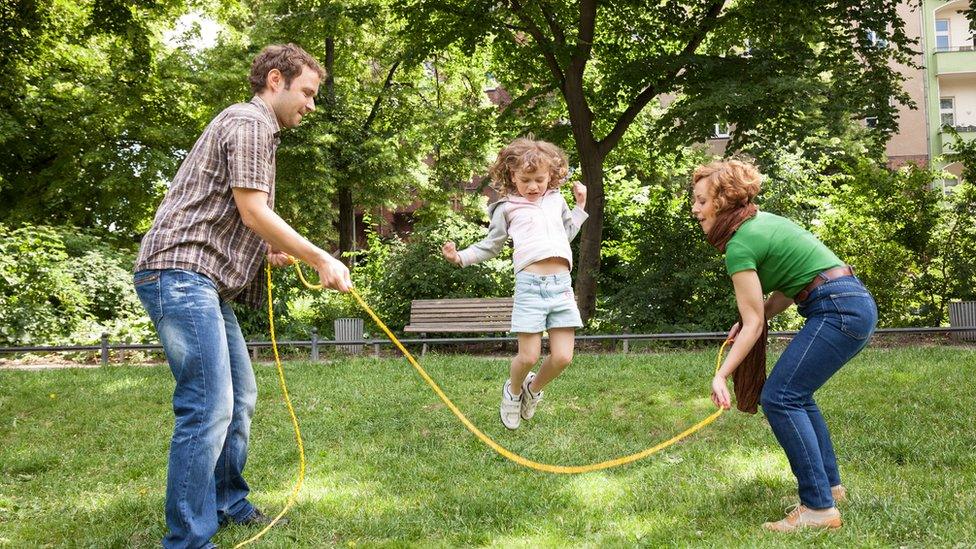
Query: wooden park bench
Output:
[[404, 297, 514, 355]]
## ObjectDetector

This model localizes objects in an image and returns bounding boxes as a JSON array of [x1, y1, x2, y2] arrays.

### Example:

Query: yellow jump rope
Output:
[[235, 262, 730, 547]]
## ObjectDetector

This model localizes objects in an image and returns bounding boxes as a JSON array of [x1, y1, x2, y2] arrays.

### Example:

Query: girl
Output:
[[442, 137, 588, 430], [692, 160, 878, 531]]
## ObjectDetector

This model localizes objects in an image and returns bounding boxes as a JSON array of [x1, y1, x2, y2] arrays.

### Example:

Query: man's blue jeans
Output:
[[761, 275, 877, 510], [134, 269, 257, 549]]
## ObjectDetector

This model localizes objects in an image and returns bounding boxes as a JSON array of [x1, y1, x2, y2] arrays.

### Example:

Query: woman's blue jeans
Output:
[[134, 269, 257, 549], [761, 275, 877, 510]]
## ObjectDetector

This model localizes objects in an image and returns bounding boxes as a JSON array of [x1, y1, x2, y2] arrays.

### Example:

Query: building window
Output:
[[713, 123, 731, 139], [940, 97, 955, 127], [866, 30, 888, 48], [935, 19, 951, 51], [865, 116, 878, 128]]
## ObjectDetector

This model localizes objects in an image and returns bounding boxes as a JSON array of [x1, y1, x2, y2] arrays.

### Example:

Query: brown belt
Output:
[[794, 265, 854, 303]]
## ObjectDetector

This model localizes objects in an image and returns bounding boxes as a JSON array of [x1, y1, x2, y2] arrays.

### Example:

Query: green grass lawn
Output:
[[1, 346, 975, 547]]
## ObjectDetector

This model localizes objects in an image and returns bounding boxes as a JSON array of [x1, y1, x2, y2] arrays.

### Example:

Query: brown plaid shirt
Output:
[[135, 96, 281, 308]]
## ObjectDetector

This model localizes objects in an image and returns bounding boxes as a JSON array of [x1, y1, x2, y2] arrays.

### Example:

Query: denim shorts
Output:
[[511, 271, 583, 333]]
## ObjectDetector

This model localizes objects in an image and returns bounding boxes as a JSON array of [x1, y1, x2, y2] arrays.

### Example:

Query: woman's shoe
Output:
[[762, 504, 842, 532], [831, 484, 847, 504]]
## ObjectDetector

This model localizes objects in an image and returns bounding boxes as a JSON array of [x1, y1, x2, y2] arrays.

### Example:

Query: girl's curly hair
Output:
[[488, 137, 569, 195]]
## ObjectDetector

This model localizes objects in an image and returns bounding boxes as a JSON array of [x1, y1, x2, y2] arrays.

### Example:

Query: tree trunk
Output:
[[337, 185, 355, 266], [324, 37, 335, 101], [559, 58, 605, 324], [574, 148, 605, 324], [326, 37, 355, 263]]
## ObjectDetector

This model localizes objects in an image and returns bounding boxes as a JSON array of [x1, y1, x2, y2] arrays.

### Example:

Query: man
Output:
[[133, 43, 350, 549]]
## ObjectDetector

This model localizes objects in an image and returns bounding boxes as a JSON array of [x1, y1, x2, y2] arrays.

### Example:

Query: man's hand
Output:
[[572, 182, 587, 209], [442, 241, 461, 265], [312, 253, 352, 292], [267, 244, 295, 268]]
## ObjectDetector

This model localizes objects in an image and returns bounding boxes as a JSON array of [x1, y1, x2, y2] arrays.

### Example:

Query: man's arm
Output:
[[232, 187, 351, 292]]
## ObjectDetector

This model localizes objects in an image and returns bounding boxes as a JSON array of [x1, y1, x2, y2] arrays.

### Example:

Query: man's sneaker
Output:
[[831, 484, 847, 504], [520, 372, 544, 420], [762, 504, 842, 532], [237, 508, 289, 527], [500, 380, 521, 430]]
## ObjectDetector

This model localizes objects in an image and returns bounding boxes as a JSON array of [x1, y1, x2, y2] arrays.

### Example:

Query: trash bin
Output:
[[334, 318, 365, 353], [949, 300, 976, 341]]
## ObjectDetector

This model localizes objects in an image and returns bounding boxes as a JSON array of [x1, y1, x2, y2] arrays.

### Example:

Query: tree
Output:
[[399, 0, 917, 322], [0, 0, 200, 236], [942, 127, 976, 302], [187, 0, 499, 262]]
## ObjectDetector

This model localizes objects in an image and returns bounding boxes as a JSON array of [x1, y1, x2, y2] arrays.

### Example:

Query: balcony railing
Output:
[[934, 47, 976, 75], [940, 125, 976, 155], [935, 45, 976, 53]]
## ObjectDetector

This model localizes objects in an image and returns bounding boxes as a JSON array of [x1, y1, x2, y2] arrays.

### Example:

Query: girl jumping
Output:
[[442, 137, 588, 430]]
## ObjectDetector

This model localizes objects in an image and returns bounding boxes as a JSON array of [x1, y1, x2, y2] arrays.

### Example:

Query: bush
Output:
[[353, 205, 514, 332], [941, 183, 976, 301], [0, 223, 151, 346], [235, 266, 366, 341], [817, 161, 967, 326], [66, 249, 154, 344], [0, 224, 88, 345], [598, 164, 739, 333]]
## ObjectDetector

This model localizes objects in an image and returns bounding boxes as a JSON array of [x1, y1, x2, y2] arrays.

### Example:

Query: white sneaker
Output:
[[520, 372, 544, 420], [500, 380, 521, 430]]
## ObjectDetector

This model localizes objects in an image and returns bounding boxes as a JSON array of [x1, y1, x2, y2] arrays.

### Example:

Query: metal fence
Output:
[[1, 326, 974, 366]]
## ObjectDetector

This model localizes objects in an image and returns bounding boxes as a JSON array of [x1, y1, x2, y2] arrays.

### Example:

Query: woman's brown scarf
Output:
[[706, 203, 757, 252], [707, 203, 767, 414]]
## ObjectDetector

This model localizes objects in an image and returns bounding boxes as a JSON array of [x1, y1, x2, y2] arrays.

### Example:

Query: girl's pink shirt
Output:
[[457, 190, 588, 273]]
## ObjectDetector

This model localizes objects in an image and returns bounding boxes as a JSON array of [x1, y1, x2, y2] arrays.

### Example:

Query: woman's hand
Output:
[[727, 321, 741, 342], [442, 241, 461, 265], [711, 374, 732, 410], [572, 182, 587, 209]]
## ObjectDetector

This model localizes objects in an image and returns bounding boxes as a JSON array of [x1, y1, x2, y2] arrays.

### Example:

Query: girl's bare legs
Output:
[[529, 327, 575, 393], [508, 332, 541, 396]]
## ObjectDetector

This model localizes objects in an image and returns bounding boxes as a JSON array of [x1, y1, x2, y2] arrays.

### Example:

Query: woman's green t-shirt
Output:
[[725, 211, 843, 298]]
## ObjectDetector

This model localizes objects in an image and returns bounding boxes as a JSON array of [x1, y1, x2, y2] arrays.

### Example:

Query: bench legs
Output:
[[421, 333, 428, 357]]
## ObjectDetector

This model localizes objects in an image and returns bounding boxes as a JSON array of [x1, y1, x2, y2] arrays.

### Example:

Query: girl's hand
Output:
[[711, 374, 731, 410], [572, 182, 587, 209], [442, 241, 461, 265]]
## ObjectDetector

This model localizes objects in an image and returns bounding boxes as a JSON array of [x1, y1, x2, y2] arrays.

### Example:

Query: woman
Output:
[[691, 160, 877, 532]]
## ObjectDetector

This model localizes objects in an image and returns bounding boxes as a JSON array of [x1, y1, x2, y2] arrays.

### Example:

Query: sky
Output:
[[162, 12, 222, 51]]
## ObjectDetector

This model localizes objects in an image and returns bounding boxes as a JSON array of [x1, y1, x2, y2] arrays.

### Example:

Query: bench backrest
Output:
[[404, 297, 513, 333]]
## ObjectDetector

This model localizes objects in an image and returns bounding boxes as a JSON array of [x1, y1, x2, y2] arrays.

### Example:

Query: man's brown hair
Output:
[[249, 43, 326, 94]]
